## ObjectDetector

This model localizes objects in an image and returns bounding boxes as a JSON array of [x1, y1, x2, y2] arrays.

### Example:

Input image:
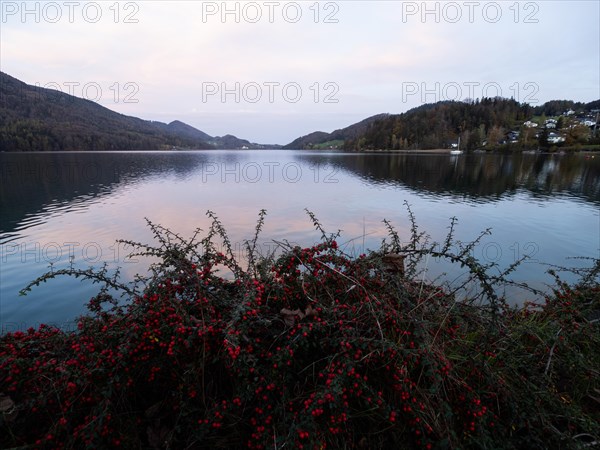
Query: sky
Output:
[[1, 0, 599, 144]]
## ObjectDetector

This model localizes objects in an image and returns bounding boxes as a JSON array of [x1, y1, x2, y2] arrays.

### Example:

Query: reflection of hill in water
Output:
[[295, 153, 600, 203], [0, 152, 209, 237], [2, 151, 598, 239]]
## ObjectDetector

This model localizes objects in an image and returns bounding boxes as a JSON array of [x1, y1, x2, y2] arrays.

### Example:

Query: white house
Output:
[[579, 119, 596, 127], [547, 132, 565, 144]]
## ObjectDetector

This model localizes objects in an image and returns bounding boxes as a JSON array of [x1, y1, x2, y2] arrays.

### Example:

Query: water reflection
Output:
[[1, 150, 598, 331], [0, 152, 215, 236], [293, 152, 600, 204], [2, 151, 599, 238]]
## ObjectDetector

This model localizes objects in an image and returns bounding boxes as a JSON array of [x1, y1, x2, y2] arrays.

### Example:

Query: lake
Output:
[[1, 150, 599, 332]]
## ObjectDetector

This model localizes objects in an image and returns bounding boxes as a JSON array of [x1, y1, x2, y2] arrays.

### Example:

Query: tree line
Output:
[[343, 98, 599, 151]]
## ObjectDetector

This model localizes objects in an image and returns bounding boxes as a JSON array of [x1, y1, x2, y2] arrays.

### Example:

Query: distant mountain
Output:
[[284, 114, 389, 149], [160, 120, 276, 150], [3, 71, 597, 152], [162, 120, 213, 142], [0, 72, 277, 151]]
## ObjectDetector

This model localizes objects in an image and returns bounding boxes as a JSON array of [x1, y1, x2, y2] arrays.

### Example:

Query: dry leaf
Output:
[[0, 393, 17, 422], [383, 253, 406, 276]]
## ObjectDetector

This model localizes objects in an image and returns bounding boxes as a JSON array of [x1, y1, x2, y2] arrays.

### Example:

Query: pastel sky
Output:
[[1, 1, 599, 144]]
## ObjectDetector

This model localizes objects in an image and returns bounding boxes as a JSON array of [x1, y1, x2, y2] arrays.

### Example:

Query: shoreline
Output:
[[350, 147, 600, 154]]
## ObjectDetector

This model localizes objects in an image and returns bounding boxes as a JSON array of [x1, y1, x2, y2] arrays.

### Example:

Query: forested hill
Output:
[[284, 98, 599, 151], [341, 98, 599, 151], [283, 114, 389, 149], [0, 72, 275, 151], [345, 99, 531, 150]]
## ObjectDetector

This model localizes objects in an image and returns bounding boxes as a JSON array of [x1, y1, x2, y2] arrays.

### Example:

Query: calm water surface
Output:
[[1, 150, 599, 332]]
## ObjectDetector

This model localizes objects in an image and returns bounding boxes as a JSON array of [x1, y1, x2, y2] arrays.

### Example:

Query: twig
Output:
[[544, 328, 562, 376], [418, 252, 431, 301]]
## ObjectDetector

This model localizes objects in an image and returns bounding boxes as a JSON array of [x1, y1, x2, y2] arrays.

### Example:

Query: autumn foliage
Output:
[[1, 211, 599, 449]]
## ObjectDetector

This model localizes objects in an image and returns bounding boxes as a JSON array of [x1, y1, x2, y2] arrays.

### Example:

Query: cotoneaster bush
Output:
[[1, 208, 599, 449]]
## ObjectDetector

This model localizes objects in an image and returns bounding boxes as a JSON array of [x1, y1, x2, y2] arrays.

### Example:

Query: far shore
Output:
[[354, 147, 600, 154]]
